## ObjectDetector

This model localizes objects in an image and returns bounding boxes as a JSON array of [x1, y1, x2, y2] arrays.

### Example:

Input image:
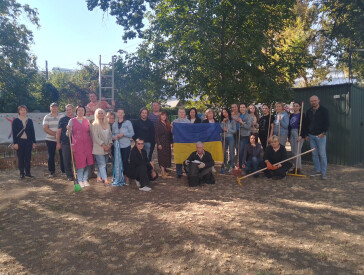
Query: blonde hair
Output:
[[270, 135, 279, 143], [205, 108, 215, 116], [93, 108, 107, 126]]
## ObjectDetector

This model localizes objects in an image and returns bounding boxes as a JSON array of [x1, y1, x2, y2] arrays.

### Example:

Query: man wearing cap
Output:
[[43, 103, 65, 177]]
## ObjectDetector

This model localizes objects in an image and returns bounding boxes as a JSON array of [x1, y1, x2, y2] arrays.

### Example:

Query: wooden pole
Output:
[[295, 102, 304, 174], [237, 148, 316, 183]]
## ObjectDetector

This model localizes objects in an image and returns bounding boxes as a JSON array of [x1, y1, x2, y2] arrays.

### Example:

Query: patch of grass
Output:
[[315, 251, 328, 261]]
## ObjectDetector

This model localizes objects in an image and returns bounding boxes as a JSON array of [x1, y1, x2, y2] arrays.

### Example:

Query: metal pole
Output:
[[112, 55, 115, 101]]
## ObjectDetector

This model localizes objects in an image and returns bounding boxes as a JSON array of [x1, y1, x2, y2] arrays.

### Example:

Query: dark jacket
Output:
[[12, 118, 36, 144], [263, 144, 288, 164], [129, 146, 152, 170], [132, 118, 155, 143], [202, 119, 218, 123], [288, 113, 308, 138], [186, 150, 215, 168], [259, 114, 275, 135], [306, 105, 329, 135], [188, 116, 202, 123], [243, 143, 262, 164]]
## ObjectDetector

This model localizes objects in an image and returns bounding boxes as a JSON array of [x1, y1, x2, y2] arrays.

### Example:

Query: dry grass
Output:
[[0, 162, 363, 274]]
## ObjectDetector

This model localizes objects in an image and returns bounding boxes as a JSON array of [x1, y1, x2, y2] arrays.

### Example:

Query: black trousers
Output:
[[120, 146, 131, 175], [129, 165, 157, 187], [46, 140, 64, 173], [61, 144, 73, 178], [259, 132, 268, 151], [17, 139, 33, 176], [262, 161, 292, 178]]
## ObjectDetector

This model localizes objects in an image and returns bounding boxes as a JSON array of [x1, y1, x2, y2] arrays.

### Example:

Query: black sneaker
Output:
[[177, 174, 182, 179], [48, 172, 55, 178], [25, 174, 34, 178], [20, 174, 25, 179], [67, 177, 74, 181]]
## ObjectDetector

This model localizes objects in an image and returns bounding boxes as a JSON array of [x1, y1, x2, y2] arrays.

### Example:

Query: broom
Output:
[[69, 130, 82, 192]]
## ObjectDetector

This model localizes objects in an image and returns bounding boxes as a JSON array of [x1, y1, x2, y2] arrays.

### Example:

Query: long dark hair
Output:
[[220, 108, 232, 122], [188, 107, 198, 119]]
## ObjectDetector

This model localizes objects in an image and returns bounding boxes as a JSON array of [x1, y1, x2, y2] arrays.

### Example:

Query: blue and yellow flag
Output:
[[173, 123, 223, 164]]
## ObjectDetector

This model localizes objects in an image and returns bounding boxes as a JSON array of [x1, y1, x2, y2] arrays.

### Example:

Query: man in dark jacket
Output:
[[183, 142, 215, 185], [128, 139, 158, 191], [133, 108, 155, 161], [305, 95, 329, 180]]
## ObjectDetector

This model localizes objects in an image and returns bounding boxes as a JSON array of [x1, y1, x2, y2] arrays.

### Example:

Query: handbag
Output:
[[8, 119, 28, 149]]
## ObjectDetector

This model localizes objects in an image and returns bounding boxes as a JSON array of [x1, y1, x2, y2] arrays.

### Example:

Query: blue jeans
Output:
[[246, 156, 259, 173], [143, 142, 151, 161], [223, 136, 235, 167], [76, 166, 89, 182], [95, 154, 108, 180], [239, 136, 250, 167], [309, 134, 327, 175]]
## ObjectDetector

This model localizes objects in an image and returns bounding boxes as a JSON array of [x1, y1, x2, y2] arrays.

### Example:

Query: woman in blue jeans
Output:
[[220, 108, 236, 173], [91, 108, 113, 185], [242, 135, 262, 177]]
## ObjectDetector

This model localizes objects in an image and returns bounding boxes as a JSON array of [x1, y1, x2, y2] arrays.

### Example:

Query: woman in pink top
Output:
[[67, 105, 94, 188]]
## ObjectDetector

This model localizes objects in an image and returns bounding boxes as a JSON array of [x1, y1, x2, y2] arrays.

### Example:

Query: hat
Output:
[[50, 102, 58, 107]]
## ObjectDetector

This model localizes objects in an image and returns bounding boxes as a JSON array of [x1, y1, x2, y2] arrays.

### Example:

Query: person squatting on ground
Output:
[[12, 105, 37, 179], [242, 134, 262, 178], [262, 135, 292, 180], [67, 106, 94, 188], [172, 108, 190, 178], [112, 108, 134, 183], [91, 108, 113, 186], [306, 95, 329, 180], [288, 102, 308, 174], [259, 104, 275, 151], [133, 107, 155, 162], [57, 104, 75, 181], [43, 102, 65, 177], [183, 142, 215, 186], [273, 102, 289, 146], [128, 138, 158, 192], [238, 103, 252, 168], [155, 111, 173, 179], [220, 108, 236, 173]]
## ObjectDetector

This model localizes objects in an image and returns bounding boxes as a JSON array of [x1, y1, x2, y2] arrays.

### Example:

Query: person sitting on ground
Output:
[[242, 134, 262, 178], [128, 138, 158, 192], [183, 141, 215, 186], [262, 135, 292, 180]]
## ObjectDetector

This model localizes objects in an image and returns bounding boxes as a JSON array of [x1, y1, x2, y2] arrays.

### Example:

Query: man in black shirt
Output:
[[56, 104, 75, 181], [184, 142, 215, 185], [305, 95, 329, 180]]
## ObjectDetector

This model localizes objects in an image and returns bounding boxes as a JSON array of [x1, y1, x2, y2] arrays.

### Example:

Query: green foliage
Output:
[[321, 0, 364, 83], [0, 0, 40, 112]]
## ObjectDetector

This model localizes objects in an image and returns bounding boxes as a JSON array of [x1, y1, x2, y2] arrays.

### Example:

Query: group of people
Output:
[[11, 92, 329, 191]]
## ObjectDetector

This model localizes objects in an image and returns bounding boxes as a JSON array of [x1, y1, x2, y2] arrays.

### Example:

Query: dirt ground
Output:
[[0, 160, 363, 275]]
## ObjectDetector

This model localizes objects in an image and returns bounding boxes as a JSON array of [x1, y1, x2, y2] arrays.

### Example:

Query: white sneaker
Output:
[[228, 167, 233, 173], [212, 167, 216, 173], [79, 181, 85, 188], [139, 186, 151, 191], [135, 180, 141, 188], [83, 181, 90, 187]]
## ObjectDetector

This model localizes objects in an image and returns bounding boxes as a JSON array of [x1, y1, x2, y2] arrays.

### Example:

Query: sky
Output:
[[18, 0, 142, 70]]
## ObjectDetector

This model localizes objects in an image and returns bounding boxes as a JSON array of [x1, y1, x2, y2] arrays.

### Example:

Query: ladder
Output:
[[98, 55, 116, 107]]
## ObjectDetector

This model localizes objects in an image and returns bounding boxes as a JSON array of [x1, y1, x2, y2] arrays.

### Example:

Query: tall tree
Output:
[[0, 0, 40, 111], [87, 0, 319, 105]]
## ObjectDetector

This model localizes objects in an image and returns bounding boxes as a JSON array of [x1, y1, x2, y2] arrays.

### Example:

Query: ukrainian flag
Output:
[[173, 123, 223, 164]]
